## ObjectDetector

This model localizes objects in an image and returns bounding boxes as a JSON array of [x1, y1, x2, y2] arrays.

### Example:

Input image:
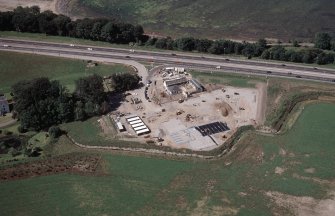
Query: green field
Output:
[[0, 51, 133, 94], [0, 102, 335, 215], [190, 70, 266, 88], [77, 0, 335, 40]]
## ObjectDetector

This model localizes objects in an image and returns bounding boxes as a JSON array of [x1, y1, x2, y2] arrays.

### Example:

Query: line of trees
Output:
[[0, 6, 147, 44], [11, 73, 141, 131], [261, 46, 335, 65], [147, 37, 267, 58], [314, 32, 335, 50], [147, 36, 335, 65]]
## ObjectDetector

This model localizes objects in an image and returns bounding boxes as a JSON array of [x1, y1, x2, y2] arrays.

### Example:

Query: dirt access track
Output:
[[0, 0, 76, 18], [0, 0, 56, 12]]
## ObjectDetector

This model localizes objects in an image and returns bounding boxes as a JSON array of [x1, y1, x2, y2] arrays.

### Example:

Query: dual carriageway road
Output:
[[1, 38, 335, 84]]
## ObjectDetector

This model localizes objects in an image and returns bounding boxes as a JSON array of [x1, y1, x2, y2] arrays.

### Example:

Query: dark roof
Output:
[[164, 77, 188, 87], [190, 79, 203, 89]]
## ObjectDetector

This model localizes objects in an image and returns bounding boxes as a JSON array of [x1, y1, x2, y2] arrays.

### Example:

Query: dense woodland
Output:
[[1, 6, 335, 65], [11, 73, 141, 131], [0, 6, 147, 44]]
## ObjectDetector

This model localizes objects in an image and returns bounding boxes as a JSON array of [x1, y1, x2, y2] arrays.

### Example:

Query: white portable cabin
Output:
[[136, 128, 150, 135], [132, 122, 145, 128], [133, 125, 147, 131], [127, 116, 140, 122], [116, 122, 125, 132], [129, 119, 142, 125], [175, 67, 185, 72], [165, 67, 174, 71]]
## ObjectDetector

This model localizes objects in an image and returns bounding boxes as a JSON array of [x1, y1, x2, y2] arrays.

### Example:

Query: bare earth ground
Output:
[[266, 190, 335, 216], [109, 69, 264, 151], [0, 0, 56, 12], [0, 0, 91, 19]]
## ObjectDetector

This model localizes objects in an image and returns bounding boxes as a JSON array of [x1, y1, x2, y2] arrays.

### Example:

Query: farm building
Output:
[[0, 94, 10, 115]]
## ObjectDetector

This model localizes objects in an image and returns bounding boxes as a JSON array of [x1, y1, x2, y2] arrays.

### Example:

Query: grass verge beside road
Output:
[[190, 70, 266, 88]]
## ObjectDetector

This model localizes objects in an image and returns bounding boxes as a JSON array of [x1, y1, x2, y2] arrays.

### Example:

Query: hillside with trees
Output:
[[0, 6, 147, 44]]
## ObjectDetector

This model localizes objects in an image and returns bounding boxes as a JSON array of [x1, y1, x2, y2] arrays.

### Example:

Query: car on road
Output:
[[171, 53, 176, 56], [3, 44, 10, 47], [125, 56, 130, 58], [69, 44, 75, 47], [216, 66, 221, 69], [296, 75, 302, 78], [87, 48, 93, 51], [266, 71, 272, 74]]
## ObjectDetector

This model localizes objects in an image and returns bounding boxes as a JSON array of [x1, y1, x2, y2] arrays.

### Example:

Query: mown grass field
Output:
[[0, 51, 133, 94], [190, 70, 267, 88], [78, 0, 335, 40], [0, 102, 335, 215]]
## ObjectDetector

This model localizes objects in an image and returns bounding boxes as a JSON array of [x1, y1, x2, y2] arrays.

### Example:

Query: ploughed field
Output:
[[1, 103, 335, 215], [78, 0, 335, 40]]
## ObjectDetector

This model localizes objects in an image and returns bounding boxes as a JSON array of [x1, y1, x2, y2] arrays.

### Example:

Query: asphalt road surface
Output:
[[1, 38, 335, 84]]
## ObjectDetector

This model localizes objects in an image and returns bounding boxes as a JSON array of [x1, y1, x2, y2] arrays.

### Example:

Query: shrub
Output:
[[48, 126, 62, 139], [3, 130, 13, 135], [17, 126, 27, 133]]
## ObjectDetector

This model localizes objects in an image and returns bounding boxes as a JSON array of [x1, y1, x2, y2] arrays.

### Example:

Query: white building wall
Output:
[[0, 100, 9, 114]]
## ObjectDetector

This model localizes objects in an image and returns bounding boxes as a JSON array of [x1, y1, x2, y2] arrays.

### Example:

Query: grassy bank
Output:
[[265, 78, 335, 127]]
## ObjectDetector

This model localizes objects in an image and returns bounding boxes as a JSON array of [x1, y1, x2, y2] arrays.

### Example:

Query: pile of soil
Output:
[[214, 102, 232, 117]]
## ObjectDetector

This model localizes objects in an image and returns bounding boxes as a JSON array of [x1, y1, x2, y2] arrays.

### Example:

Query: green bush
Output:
[[48, 126, 62, 139], [17, 126, 27, 133]]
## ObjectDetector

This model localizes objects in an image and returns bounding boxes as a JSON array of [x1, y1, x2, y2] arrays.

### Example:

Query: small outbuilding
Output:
[[0, 93, 10, 116]]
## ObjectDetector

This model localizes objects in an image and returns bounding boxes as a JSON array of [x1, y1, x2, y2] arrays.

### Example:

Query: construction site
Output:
[[98, 67, 265, 151]]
